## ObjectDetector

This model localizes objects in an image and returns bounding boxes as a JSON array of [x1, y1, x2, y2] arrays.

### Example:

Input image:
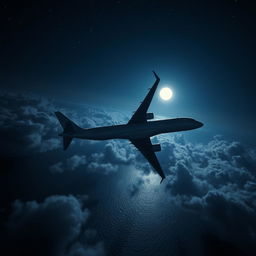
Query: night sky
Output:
[[1, 1, 256, 256]]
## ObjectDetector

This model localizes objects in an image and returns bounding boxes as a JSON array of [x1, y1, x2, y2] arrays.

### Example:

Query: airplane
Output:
[[55, 72, 203, 183]]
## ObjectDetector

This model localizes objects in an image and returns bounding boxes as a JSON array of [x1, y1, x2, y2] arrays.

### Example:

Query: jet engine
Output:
[[152, 144, 161, 152], [146, 113, 154, 120]]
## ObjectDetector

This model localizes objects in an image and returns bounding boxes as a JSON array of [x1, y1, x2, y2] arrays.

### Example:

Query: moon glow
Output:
[[159, 87, 173, 101]]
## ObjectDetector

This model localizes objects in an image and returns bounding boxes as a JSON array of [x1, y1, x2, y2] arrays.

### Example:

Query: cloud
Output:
[[50, 162, 65, 173], [0, 92, 135, 176], [104, 141, 135, 164], [87, 162, 118, 174], [166, 160, 209, 196], [85, 141, 136, 174], [180, 188, 256, 253], [2, 195, 105, 256], [0, 92, 128, 156], [159, 135, 256, 194], [0, 92, 60, 155], [157, 135, 256, 253], [50, 140, 137, 175], [66, 155, 87, 170], [0, 92, 149, 176], [127, 177, 145, 197], [50, 155, 87, 173]]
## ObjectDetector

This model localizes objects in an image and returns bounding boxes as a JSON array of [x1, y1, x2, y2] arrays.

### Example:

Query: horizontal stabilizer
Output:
[[63, 136, 72, 150]]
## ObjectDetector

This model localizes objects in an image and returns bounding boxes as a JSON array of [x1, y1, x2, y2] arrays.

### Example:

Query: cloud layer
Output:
[[2, 195, 105, 256], [1, 92, 256, 255]]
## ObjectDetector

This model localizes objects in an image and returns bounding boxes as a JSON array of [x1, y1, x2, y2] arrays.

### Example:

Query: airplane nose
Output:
[[197, 121, 204, 128]]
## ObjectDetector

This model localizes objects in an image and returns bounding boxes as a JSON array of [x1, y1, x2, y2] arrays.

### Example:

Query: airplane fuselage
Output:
[[66, 118, 203, 141]]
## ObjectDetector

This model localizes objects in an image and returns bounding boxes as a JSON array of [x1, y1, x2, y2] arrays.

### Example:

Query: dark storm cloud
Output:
[[2, 195, 105, 256]]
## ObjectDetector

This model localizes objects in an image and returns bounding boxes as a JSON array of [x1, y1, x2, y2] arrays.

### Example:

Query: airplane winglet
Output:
[[152, 71, 160, 81]]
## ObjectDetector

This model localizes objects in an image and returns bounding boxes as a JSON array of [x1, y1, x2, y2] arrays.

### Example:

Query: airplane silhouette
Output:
[[55, 72, 203, 183]]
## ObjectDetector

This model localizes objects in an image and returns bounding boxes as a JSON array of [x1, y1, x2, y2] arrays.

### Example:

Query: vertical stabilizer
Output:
[[55, 111, 82, 150]]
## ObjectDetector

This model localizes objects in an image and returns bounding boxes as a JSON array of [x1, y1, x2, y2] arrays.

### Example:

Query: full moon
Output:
[[159, 87, 173, 101]]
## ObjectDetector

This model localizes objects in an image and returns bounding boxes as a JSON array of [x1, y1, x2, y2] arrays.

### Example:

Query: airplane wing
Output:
[[128, 71, 160, 124], [130, 138, 165, 183]]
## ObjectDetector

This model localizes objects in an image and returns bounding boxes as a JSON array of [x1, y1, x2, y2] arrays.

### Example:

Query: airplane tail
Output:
[[55, 111, 83, 150]]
